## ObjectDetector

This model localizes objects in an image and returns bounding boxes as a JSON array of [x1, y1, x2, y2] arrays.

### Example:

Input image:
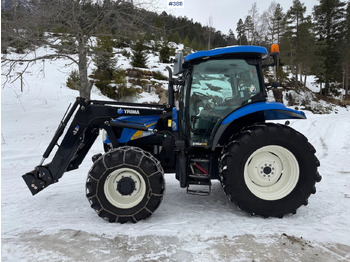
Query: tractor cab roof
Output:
[[185, 45, 268, 63]]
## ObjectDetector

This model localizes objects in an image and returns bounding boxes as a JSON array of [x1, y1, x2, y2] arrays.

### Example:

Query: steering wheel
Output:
[[222, 95, 246, 107], [192, 91, 210, 100]]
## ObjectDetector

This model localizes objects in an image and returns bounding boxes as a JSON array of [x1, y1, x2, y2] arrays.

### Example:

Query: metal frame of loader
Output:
[[22, 97, 174, 195]]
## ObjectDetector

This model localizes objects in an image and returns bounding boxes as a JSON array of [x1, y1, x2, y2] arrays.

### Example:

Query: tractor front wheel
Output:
[[220, 123, 321, 218], [86, 146, 165, 223]]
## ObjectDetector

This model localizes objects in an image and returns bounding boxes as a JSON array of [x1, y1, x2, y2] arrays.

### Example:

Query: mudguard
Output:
[[211, 102, 306, 150]]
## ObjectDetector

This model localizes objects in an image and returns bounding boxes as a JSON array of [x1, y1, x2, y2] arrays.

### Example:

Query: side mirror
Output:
[[173, 52, 184, 75]]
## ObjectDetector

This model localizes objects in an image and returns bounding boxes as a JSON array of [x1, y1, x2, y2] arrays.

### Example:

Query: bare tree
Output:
[[207, 16, 213, 50], [2, 0, 154, 99], [261, 1, 278, 45], [247, 2, 260, 45], [244, 15, 253, 45]]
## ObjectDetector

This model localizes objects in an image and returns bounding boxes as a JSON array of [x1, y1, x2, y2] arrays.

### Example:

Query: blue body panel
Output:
[[185, 45, 268, 62], [211, 102, 306, 150], [222, 102, 305, 125], [105, 115, 159, 144]]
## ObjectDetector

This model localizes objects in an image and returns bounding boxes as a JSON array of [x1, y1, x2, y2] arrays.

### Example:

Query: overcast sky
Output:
[[159, 0, 319, 34]]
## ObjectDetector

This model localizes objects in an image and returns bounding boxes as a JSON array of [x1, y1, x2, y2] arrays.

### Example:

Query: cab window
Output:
[[188, 59, 261, 146]]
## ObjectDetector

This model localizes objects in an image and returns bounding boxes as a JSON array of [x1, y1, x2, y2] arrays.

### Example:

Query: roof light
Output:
[[270, 44, 280, 56]]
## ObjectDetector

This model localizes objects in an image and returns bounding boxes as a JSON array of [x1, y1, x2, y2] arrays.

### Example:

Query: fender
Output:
[[211, 102, 306, 150]]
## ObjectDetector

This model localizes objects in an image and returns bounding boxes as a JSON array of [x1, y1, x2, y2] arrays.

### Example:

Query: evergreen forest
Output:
[[1, 0, 350, 99]]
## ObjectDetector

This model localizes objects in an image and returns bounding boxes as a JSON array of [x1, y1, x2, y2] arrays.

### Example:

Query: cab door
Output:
[[187, 58, 263, 148]]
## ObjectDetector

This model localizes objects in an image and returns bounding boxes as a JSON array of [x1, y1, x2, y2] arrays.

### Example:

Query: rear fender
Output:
[[211, 102, 306, 150]]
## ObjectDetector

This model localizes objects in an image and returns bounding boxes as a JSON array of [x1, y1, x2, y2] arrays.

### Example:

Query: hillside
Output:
[[1, 46, 350, 261]]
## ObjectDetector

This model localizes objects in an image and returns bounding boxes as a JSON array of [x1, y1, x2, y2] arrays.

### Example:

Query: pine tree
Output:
[[298, 18, 317, 88], [168, 31, 181, 44], [236, 18, 245, 45], [92, 34, 118, 96], [342, 1, 350, 97], [183, 35, 191, 48], [173, 31, 182, 44], [270, 3, 285, 44], [314, 0, 346, 95], [283, 0, 307, 86], [93, 34, 116, 80], [159, 42, 171, 63], [131, 40, 148, 68], [226, 29, 237, 45]]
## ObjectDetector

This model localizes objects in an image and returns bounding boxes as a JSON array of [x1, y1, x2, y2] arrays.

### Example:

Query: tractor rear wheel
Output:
[[219, 123, 321, 218], [86, 146, 165, 223]]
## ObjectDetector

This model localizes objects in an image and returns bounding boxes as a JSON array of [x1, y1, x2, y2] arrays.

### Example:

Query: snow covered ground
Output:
[[1, 49, 350, 261]]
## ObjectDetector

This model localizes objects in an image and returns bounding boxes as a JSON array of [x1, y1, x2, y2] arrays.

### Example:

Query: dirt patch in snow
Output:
[[2, 230, 349, 261]]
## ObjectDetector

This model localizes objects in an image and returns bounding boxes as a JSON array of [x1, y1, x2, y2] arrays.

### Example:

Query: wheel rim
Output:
[[104, 168, 147, 209], [244, 145, 299, 201]]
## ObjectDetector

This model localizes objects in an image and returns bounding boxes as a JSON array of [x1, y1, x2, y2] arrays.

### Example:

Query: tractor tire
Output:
[[219, 123, 321, 218], [86, 146, 165, 223]]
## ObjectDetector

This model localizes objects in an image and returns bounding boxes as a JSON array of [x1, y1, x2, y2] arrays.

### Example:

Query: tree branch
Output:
[[2, 53, 79, 65]]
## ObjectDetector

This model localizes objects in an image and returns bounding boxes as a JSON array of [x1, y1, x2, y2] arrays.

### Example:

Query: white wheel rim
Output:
[[244, 145, 299, 201], [104, 168, 146, 209]]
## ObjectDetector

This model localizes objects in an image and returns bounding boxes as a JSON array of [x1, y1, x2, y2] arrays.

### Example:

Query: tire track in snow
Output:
[[2, 230, 349, 262], [319, 137, 328, 158]]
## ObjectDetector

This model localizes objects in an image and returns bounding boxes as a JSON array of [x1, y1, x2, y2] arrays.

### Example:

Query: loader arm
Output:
[[23, 97, 166, 195]]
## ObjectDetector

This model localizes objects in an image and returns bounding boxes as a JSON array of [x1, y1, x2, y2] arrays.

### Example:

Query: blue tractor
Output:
[[23, 45, 321, 223]]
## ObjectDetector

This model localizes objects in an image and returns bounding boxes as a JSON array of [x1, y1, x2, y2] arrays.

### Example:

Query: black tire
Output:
[[86, 146, 165, 223], [219, 123, 321, 218]]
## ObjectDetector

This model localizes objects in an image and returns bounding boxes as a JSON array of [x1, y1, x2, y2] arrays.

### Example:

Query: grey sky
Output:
[[161, 0, 319, 34]]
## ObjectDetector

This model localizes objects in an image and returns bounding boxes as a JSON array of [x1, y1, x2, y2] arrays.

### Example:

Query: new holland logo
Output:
[[117, 108, 140, 115]]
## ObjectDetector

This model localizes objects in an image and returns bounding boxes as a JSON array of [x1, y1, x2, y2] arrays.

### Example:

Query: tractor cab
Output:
[[173, 46, 268, 148]]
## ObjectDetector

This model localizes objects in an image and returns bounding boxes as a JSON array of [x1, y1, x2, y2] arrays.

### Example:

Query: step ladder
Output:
[[187, 179, 211, 196], [187, 161, 211, 195]]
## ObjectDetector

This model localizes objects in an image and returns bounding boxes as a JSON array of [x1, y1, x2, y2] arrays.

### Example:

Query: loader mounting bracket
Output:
[[22, 166, 55, 195]]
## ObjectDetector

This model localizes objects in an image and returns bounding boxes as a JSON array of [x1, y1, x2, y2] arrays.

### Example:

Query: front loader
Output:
[[23, 45, 321, 223]]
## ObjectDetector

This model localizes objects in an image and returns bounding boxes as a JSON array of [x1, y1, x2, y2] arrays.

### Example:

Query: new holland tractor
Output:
[[23, 45, 321, 223]]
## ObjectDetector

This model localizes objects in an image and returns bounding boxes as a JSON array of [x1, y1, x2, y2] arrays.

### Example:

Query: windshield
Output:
[[189, 58, 261, 146]]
